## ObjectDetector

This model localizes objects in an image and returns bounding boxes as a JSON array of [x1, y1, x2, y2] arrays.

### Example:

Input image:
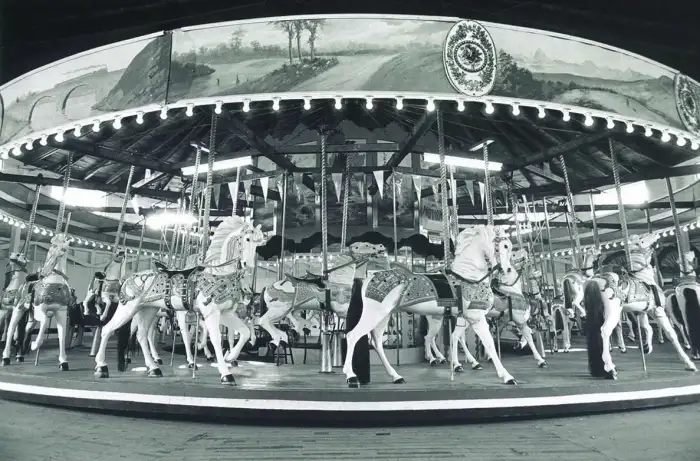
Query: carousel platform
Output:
[[0, 340, 699, 426]]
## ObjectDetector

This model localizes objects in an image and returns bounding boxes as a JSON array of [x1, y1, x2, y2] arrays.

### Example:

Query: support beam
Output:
[[502, 130, 612, 172], [384, 111, 438, 179]]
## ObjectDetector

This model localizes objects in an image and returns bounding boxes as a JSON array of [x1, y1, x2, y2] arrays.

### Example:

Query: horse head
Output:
[[40, 233, 71, 278], [8, 252, 28, 271], [348, 242, 387, 261], [493, 229, 514, 275]]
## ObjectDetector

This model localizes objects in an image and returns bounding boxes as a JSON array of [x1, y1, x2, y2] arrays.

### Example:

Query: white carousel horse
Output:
[[10, 234, 73, 370], [94, 217, 265, 384], [661, 252, 694, 352], [484, 247, 548, 368], [551, 248, 601, 352], [343, 225, 517, 387], [422, 313, 482, 370], [665, 251, 700, 359], [521, 263, 553, 354], [0, 253, 33, 364], [583, 233, 697, 379], [257, 242, 387, 348]]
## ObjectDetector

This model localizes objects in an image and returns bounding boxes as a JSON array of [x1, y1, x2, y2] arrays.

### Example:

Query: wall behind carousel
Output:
[[3, 15, 700, 145]]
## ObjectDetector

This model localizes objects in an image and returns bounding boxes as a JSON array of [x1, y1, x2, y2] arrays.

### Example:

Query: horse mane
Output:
[[204, 216, 248, 265]]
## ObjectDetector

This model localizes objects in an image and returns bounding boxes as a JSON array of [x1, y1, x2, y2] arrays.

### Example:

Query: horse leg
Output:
[[614, 317, 627, 353], [369, 312, 404, 384], [199, 305, 235, 384], [2, 307, 25, 364], [132, 308, 162, 376], [53, 308, 69, 370], [601, 300, 622, 376], [639, 312, 654, 354], [424, 315, 441, 365], [520, 321, 547, 367], [146, 315, 163, 366], [652, 306, 696, 371], [449, 319, 468, 372], [457, 322, 481, 370], [30, 308, 49, 351], [175, 310, 196, 368], [466, 309, 516, 384], [221, 310, 249, 365], [258, 305, 291, 347], [197, 320, 215, 362], [94, 300, 140, 377]]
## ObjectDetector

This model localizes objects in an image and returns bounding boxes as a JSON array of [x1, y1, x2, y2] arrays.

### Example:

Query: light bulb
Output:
[[426, 98, 435, 112], [0, 151, 7, 160], [303, 98, 311, 110], [24, 140, 33, 151], [41, 229, 46, 235], [40, 136, 48, 146], [625, 122, 634, 133], [136, 112, 144, 124], [113, 118, 122, 130], [55, 132, 64, 142], [457, 99, 465, 112], [538, 106, 546, 118], [562, 110, 571, 122], [243, 100, 250, 112], [214, 101, 223, 114], [365, 98, 373, 110], [186, 104, 194, 117], [606, 118, 615, 129], [92, 120, 100, 132], [584, 114, 594, 127], [692, 140, 700, 150], [334, 97, 342, 110], [33, 227, 39, 234], [511, 103, 520, 116], [677, 136, 687, 147], [661, 131, 671, 142], [10, 146, 20, 157], [160, 108, 168, 120], [645, 126, 653, 137], [484, 101, 494, 114], [74, 124, 82, 136], [272, 99, 280, 111], [396, 98, 404, 110]]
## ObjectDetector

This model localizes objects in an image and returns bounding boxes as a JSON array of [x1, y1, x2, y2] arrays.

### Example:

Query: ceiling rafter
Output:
[[384, 110, 437, 180]]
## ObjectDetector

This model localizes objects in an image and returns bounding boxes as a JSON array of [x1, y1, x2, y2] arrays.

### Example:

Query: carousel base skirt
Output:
[[0, 340, 699, 426]]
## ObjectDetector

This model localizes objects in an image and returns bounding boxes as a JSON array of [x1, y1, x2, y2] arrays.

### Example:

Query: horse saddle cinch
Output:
[[153, 260, 202, 279], [285, 271, 326, 289]]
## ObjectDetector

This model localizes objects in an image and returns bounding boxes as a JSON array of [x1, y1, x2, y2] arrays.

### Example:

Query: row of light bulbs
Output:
[[0, 213, 158, 257], [2, 93, 699, 158]]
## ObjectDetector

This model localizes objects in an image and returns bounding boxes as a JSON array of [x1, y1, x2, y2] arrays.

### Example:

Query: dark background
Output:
[[1, 0, 699, 85]]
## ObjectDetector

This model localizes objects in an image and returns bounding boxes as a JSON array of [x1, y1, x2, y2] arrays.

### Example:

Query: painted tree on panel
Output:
[[271, 21, 295, 64], [305, 19, 326, 60]]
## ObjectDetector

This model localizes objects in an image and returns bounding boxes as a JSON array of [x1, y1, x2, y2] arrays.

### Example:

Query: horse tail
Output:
[[116, 316, 132, 372], [670, 294, 685, 327], [347, 278, 364, 331], [15, 309, 29, 357], [347, 278, 370, 384], [682, 287, 700, 352], [583, 280, 607, 378], [258, 287, 268, 317], [563, 278, 575, 315]]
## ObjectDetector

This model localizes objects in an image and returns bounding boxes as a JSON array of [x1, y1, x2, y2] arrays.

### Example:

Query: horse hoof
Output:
[[563, 349, 570, 353], [347, 377, 360, 388], [206, 357, 215, 363], [94, 366, 109, 379], [620, 349, 627, 354], [454, 365, 464, 373], [148, 368, 163, 378], [438, 358, 447, 364], [429, 359, 437, 367], [686, 365, 698, 372], [231, 360, 239, 367], [187, 363, 199, 370], [156, 359, 163, 365], [58, 362, 69, 371], [125, 357, 132, 364], [393, 377, 406, 384], [538, 361, 548, 368], [221, 374, 236, 385], [471, 363, 483, 370], [1, 358, 10, 366], [684, 345, 692, 351], [605, 371, 618, 380], [643, 345, 652, 354], [505, 378, 518, 385]]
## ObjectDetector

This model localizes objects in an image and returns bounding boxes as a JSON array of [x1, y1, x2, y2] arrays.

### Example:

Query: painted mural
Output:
[[0, 35, 171, 144], [167, 17, 686, 130]]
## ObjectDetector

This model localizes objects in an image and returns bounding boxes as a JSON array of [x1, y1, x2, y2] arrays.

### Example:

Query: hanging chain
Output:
[[320, 131, 329, 274], [666, 176, 687, 273], [56, 152, 73, 233], [200, 113, 218, 260], [181, 146, 202, 262], [21, 184, 42, 256], [113, 165, 136, 255], [449, 165, 459, 241], [559, 154, 580, 268], [135, 218, 146, 270], [340, 154, 351, 249], [609, 138, 632, 268], [588, 192, 600, 249], [511, 190, 523, 248], [483, 143, 494, 226], [437, 108, 451, 264], [231, 166, 241, 217]]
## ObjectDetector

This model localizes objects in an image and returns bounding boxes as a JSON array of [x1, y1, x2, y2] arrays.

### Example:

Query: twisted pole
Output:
[[437, 108, 450, 263], [56, 153, 73, 233], [340, 155, 351, 249], [559, 155, 580, 269], [21, 184, 42, 256], [114, 165, 136, 254], [200, 113, 217, 260]]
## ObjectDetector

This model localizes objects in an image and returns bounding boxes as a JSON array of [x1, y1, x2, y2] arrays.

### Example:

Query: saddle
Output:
[[285, 271, 326, 289], [153, 260, 202, 279]]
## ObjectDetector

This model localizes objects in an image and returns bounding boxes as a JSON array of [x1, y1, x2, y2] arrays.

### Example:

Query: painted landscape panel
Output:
[[0, 35, 170, 144]]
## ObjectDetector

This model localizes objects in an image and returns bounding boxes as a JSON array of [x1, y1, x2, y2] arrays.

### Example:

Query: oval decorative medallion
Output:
[[443, 20, 497, 97], [675, 74, 700, 136]]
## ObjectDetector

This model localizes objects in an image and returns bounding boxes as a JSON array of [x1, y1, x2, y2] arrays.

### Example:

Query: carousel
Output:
[[0, 14, 699, 424]]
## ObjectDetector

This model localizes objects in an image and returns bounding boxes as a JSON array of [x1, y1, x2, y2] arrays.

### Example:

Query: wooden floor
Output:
[[1, 398, 698, 461]]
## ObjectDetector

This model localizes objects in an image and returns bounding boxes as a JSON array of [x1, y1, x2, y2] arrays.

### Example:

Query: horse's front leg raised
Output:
[[465, 308, 516, 385]]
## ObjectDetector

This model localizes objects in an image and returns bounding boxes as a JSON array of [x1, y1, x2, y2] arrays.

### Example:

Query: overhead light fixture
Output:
[[469, 139, 495, 152], [181, 156, 252, 175], [146, 211, 198, 230], [423, 152, 502, 171]]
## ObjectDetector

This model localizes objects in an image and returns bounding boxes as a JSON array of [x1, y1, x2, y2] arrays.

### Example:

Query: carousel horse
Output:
[[11, 234, 72, 370], [551, 248, 601, 352], [584, 233, 697, 379], [665, 251, 700, 359], [343, 225, 517, 387], [257, 242, 387, 348], [517, 260, 551, 355], [0, 253, 34, 364], [662, 254, 694, 353], [94, 217, 265, 384]]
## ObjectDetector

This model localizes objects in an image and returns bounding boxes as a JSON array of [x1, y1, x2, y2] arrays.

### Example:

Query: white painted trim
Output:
[[0, 380, 698, 412]]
